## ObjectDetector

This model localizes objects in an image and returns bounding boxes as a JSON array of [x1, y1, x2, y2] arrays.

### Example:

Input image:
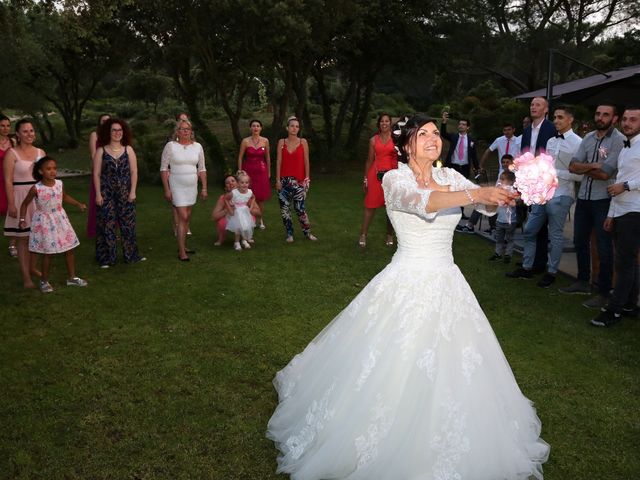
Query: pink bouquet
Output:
[[510, 152, 558, 205]]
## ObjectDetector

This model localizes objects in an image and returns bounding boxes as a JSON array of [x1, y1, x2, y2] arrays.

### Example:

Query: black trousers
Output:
[[609, 212, 640, 312]]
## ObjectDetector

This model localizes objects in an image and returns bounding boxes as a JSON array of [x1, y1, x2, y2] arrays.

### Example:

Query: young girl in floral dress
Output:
[[19, 156, 88, 293]]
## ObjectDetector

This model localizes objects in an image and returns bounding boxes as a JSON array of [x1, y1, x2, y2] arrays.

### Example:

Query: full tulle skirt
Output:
[[267, 255, 549, 480]]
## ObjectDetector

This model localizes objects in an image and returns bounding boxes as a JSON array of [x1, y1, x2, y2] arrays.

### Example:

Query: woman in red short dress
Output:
[[359, 113, 397, 247], [237, 119, 271, 229]]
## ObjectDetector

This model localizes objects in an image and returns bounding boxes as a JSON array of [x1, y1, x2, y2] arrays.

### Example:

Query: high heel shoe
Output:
[[358, 234, 367, 247]]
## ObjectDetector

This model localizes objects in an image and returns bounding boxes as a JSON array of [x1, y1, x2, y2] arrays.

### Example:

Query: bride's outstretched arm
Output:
[[426, 188, 512, 213], [383, 169, 516, 218]]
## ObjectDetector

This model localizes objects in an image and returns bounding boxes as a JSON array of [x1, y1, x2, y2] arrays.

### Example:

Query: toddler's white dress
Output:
[[225, 189, 255, 236]]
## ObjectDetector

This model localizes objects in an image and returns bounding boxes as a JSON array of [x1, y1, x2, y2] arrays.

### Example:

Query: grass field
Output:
[[1, 172, 638, 480]]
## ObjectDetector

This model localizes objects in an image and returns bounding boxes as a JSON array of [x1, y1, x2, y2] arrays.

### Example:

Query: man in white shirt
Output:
[[507, 105, 582, 287], [479, 123, 521, 178], [591, 107, 640, 327]]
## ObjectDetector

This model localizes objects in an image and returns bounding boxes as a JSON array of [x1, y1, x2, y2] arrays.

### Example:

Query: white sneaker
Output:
[[241, 240, 251, 249], [39, 281, 54, 293], [306, 233, 318, 241], [234, 242, 242, 251], [259, 221, 266, 230], [286, 236, 294, 243], [66, 277, 88, 287]]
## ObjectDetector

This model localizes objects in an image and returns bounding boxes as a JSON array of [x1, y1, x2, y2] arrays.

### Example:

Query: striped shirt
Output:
[[572, 127, 625, 201]]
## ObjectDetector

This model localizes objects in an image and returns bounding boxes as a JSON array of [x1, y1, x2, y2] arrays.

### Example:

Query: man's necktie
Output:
[[458, 136, 465, 161]]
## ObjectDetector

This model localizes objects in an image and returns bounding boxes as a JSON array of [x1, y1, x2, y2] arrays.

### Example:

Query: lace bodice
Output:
[[231, 188, 253, 207], [383, 163, 493, 264], [160, 142, 206, 176]]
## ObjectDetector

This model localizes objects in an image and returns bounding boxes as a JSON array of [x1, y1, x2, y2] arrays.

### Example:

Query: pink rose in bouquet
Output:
[[510, 152, 558, 205]]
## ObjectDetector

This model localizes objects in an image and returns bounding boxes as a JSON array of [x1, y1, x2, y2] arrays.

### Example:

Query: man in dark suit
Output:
[[441, 112, 479, 179], [519, 97, 556, 155], [509, 96, 556, 276], [441, 113, 478, 218]]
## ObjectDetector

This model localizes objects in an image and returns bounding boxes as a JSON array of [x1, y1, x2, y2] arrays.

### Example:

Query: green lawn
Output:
[[1, 173, 638, 479]]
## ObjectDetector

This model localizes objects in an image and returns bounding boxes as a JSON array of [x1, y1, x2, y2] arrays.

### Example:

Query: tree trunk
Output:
[[170, 62, 226, 179], [313, 66, 334, 147], [346, 77, 375, 150]]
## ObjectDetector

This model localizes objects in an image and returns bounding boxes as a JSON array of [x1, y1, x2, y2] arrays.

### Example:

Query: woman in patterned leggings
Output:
[[275, 116, 317, 243], [93, 118, 145, 267]]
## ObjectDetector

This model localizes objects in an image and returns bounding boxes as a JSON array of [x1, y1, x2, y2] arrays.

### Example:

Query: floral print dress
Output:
[[29, 180, 79, 254]]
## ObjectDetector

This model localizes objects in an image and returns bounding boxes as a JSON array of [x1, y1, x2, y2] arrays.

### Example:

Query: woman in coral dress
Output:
[[359, 113, 398, 247]]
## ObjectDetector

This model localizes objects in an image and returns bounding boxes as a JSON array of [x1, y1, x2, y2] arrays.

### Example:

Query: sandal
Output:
[[8, 245, 17, 257], [358, 234, 367, 247]]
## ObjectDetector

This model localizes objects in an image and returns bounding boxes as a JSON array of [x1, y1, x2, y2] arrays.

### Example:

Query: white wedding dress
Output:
[[267, 163, 549, 480]]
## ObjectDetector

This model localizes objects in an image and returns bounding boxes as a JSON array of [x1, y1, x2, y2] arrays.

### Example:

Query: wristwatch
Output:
[[623, 181, 630, 191]]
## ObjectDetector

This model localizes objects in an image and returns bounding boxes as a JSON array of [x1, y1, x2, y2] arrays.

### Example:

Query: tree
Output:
[[122, 70, 172, 112], [122, 0, 227, 176], [16, 0, 134, 147], [428, 0, 640, 94]]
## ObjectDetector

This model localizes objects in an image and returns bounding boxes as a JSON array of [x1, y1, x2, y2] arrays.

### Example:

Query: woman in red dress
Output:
[[0, 115, 17, 256], [359, 113, 397, 247], [237, 119, 271, 229], [275, 116, 317, 243]]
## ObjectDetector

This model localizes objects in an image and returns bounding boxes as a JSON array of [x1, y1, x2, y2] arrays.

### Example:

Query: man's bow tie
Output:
[[623, 140, 631, 148], [555, 133, 564, 139]]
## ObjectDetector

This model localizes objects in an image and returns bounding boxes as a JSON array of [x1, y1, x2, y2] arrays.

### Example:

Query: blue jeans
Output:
[[573, 198, 613, 295], [522, 195, 573, 273], [494, 222, 517, 256]]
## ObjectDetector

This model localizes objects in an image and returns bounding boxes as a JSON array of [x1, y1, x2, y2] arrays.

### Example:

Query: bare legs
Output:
[[176, 205, 193, 260], [256, 200, 265, 228], [17, 237, 35, 288], [38, 251, 77, 281], [64, 250, 76, 279], [359, 208, 394, 247], [173, 205, 190, 236], [41, 253, 52, 282]]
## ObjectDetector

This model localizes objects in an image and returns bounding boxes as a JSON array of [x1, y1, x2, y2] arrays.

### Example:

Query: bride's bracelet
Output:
[[463, 188, 477, 205]]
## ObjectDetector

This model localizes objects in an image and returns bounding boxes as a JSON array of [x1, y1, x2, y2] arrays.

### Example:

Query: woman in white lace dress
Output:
[[267, 114, 549, 480], [160, 119, 207, 261]]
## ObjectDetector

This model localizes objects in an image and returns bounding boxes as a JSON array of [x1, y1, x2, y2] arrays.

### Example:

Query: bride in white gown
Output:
[[267, 115, 550, 480]]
